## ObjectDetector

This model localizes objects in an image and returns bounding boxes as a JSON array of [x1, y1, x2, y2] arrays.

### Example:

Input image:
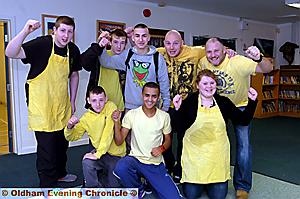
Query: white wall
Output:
[[0, 0, 284, 154]]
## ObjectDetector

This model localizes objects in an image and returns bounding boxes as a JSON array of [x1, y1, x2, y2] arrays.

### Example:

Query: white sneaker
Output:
[[58, 174, 77, 182]]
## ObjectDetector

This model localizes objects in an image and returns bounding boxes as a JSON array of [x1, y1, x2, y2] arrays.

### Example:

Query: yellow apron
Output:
[[181, 96, 230, 184], [27, 38, 71, 131]]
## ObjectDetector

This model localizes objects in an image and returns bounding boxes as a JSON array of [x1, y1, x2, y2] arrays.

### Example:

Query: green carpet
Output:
[[0, 116, 299, 187], [0, 144, 89, 187], [228, 116, 300, 185]]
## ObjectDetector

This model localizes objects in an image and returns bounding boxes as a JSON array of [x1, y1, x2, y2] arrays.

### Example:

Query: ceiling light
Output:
[[285, 0, 300, 8]]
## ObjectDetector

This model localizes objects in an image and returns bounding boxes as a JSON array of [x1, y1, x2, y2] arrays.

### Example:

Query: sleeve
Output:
[[162, 113, 171, 135], [157, 54, 171, 111], [121, 110, 132, 130], [99, 48, 128, 71], [64, 116, 87, 141], [80, 43, 104, 71], [195, 46, 206, 60], [219, 95, 257, 125], [69, 43, 82, 72], [94, 102, 117, 159], [22, 36, 51, 64]]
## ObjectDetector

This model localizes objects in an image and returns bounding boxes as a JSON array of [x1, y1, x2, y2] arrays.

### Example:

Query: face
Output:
[[110, 35, 127, 55], [164, 32, 183, 57], [205, 41, 227, 66], [142, 87, 160, 110], [197, 76, 217, 99], [53, 23, 74, 48], [132, 28, 150, 50], [87, 92, 107, 113]]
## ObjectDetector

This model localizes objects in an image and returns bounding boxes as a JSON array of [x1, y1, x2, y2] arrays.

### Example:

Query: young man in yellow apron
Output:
[[5, 16, 82, 187]]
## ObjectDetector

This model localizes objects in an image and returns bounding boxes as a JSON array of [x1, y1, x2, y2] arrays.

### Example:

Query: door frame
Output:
[[0, 17, 16, 153]]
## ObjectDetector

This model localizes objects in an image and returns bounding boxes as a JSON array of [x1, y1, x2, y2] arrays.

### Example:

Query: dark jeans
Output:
[[82, 153, 121, 188], [183, 181, 228, 199], [35, 130, 68, 187]]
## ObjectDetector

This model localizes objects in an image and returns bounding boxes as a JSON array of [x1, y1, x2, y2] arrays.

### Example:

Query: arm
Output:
[[5, 19, 41, 59], [94, 103, 117, 159], [99, 47, 127, 71], [222, 88, 258, 125], [158, 55, 171, 111], [112, 110, 129, 145], [64, 115, 86, 141], [80, 43, 104, 71], [69, 71, 79, 114], [245, 46, 273, 73], [151, 133, 171, 157]]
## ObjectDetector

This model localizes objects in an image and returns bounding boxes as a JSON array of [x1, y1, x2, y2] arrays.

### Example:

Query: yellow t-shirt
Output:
[[157, 45, 205, 100], [64, 101, 126, 158], [199, 55, 257, 107], [99, 50, 124, 110], [122, 107, 171, 165]]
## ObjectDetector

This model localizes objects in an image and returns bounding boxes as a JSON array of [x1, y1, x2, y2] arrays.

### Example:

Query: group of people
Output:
[[5, 15, 273, 199]]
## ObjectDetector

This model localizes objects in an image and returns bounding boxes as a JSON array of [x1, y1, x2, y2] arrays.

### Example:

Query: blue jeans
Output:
[[114, 156, 181, 199], [183, 181, 228, 199], [233, 106, 252, 192]]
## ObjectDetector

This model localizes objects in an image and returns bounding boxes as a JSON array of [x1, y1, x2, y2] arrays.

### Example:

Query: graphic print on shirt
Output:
[[132, 59, 151, 87], [167, 59, 194, 100], [212, 70, 235, 95]]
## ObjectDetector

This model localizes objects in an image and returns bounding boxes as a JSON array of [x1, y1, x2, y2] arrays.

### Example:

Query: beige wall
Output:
[[0, 22, 6, 104]]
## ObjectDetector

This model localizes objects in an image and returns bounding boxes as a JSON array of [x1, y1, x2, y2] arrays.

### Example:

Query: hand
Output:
[[112, 110, 121, 122], [83, 152, 97, 160], [67, 115, 79, 129], [226, 48, 237, 58], [98, 37, 110, 47], [248, 87, 258, 101], [173, 94, 182, 110], [97, 30, 110, 41], [150, 146, 164, 157], [245, 46, 261, 61], [23, 19, 40, 35], [124, 26, 134, 38]]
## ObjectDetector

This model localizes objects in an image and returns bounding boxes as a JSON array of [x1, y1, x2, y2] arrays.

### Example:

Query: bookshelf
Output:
[[278, 65, 300, 118], [251, 69, 279, 118]]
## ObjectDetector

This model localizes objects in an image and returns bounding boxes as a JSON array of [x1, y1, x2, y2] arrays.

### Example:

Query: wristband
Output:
[[253, 53, 263, 63], [160, 145, 166, 153]]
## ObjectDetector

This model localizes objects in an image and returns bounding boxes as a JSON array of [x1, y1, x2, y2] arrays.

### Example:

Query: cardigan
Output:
[[172, 91, 258, 134]]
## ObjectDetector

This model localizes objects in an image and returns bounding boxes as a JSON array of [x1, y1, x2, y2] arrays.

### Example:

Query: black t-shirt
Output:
[[22, 35, 82, 80]]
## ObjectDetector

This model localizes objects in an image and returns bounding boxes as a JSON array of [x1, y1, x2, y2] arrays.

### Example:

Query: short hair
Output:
[[110, 29, 128, 44], [196, 69, 217, 85], [89, 86, 106, 96], [206, 37, 226, 46], [142, 82, 160, 93], [134, 23, 148, 29], [55, 16, 75, 30]]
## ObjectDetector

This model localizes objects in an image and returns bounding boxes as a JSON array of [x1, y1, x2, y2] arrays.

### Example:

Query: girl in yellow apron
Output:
[[172, 69, 258, 199]]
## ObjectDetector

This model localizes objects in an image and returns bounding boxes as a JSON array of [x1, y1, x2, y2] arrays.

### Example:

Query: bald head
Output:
[[164, 30, 183, 57]]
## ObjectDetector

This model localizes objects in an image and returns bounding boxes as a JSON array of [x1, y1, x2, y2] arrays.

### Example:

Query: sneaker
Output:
[[139, 190, 146, 199], [173, 175, 181, 185], [58, 174, 77, 182], [236, 190, 249, 199], [144, 181, 153, 195]]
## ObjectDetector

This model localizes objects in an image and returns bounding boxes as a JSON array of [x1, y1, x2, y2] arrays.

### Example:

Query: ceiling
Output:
[[139, 0, 300, 24]]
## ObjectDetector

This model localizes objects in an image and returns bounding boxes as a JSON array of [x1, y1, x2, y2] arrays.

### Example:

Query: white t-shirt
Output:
[[122, 106, 171, 165]]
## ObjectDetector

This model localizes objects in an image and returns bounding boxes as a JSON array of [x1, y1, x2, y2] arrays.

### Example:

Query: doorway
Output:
[[0, 20, 12, 155]]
